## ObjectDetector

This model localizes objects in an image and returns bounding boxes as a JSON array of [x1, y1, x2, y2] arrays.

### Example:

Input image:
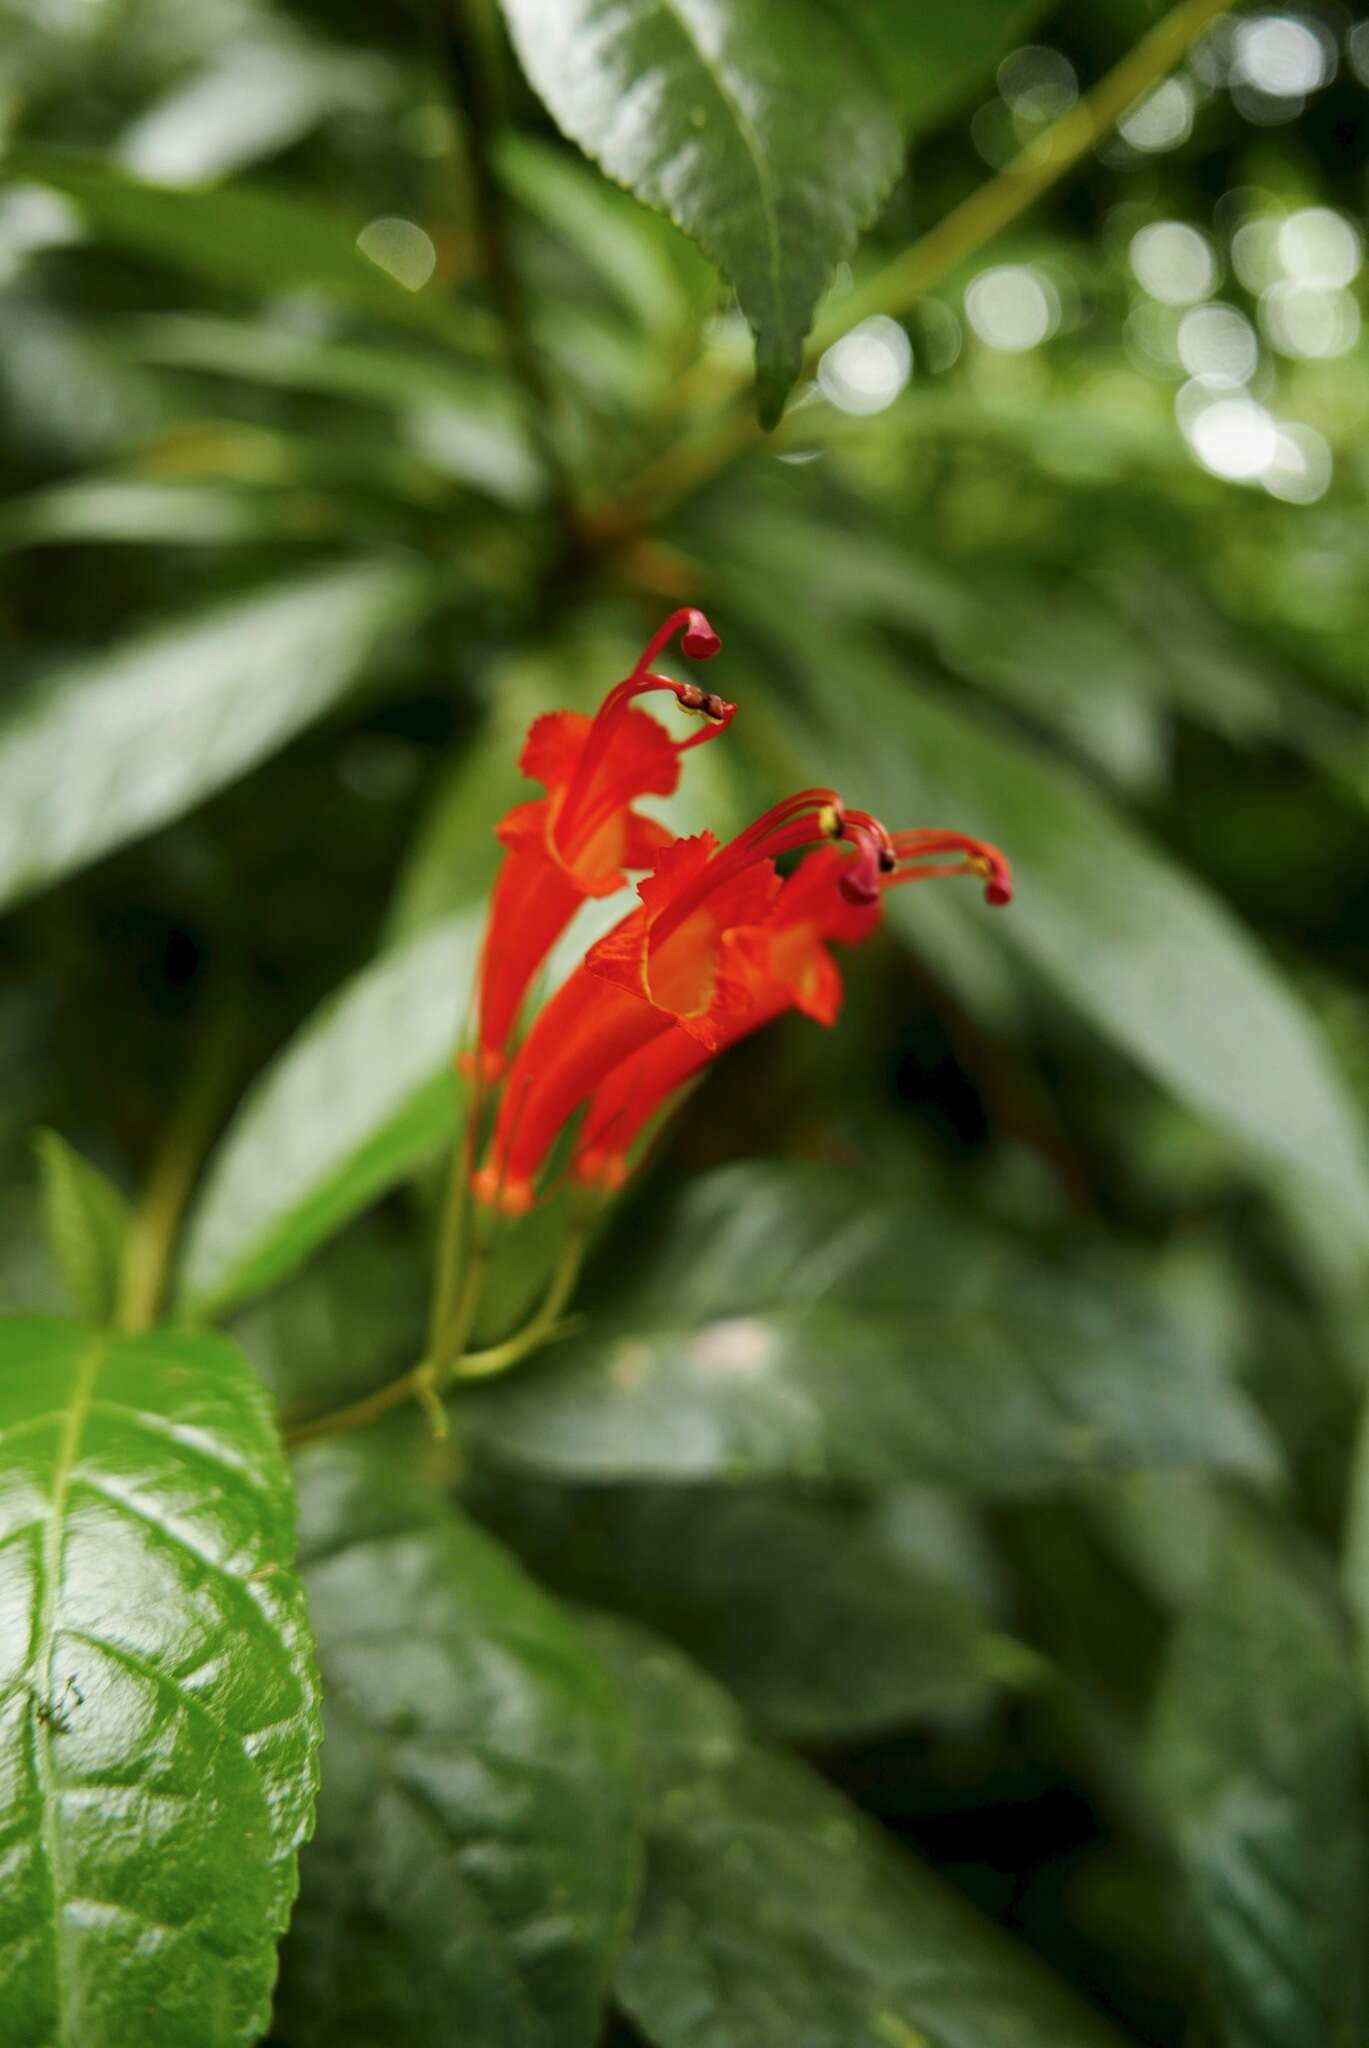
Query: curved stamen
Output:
[[892, 830, 1013, 906], [629, 607, 722, 680], [833, 805, 896, 905]]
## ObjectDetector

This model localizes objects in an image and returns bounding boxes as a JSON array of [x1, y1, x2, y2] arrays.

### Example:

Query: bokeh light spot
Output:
[[964, 266, 1059, 351], [1234, 13, 1335, 95], [998, 45, 1078, 122], [1261, 421, 1333, 502], [1130, 221, 1216, 305], [1260, 281, 1361, 358], [817, 316, 912, 415], [1176, 303, 1259, 383], [356, 217, 437, 292], [1277, 207, 1361, 287], [1181, 389, 1278, 480], [1117, 77, 1195, 152]]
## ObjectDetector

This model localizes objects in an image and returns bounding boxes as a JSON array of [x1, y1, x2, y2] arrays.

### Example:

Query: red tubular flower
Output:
[[572, 823, 1014, 1193], [467, 609, 733, 1080], [471, 791, 847, 1211]]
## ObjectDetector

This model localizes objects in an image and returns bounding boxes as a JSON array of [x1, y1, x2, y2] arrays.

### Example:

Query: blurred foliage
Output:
[[3, 0, 1369, 2042]]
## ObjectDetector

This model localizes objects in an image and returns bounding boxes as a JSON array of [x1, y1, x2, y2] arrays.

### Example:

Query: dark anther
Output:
[[703, 692, 727, 722], [878, 845, 897, 873], [676, 683, 706, 712]]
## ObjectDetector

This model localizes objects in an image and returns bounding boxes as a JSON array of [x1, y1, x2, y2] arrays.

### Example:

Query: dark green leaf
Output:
[[0, 559, 431, 913], [590, 1614, 1124, 2048], [755, 612, 1369, 1242], [0, 1316, 319, 2045], [462, 1162, 1278, 1490], [496, 0, 901, 423], [474, 1474, 1032, 1741], [32, 1130, 130, 1325], [276, 1438, 639, 2048], [177, 910, 482, 1319], [1152, 1514, 1369, 2047], [10, 146, 485, 347]]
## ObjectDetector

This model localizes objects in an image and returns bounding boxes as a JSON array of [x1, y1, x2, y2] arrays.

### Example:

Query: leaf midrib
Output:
[[651, 0, 785, 345], [32, 1332, 107, 2048]]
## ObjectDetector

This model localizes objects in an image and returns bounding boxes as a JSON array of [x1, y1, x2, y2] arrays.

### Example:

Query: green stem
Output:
[[455, 1217, 591, 1378], [598, 0, 1237, 537], [282, 1213, 594, 1450], [815, 0, 1235, 346], [118, 1007, 238, 1334]]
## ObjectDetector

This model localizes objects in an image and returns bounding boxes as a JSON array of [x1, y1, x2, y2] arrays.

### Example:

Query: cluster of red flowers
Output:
[[466, 610, 1011, 1215]]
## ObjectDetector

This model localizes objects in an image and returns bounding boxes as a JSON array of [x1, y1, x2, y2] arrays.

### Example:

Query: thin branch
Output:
[[282, 1214, 594, 1450]]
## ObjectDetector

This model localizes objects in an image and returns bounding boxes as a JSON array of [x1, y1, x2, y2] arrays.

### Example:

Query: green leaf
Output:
[[32, 1130, 130, 1325], [755, 611, 1369, 1242], [474, 1474, 1032, 1741], [843, 0, 1053, 134], [177, 910, 482, 1319], [120, 316, 541, 506], [116, 42, 370, 186], [276, 1438, 639, 2048], [462, 1161, 1278, 1490], [0, 559, 430, 914], [0, 477, 336, 552], [9, 146, 485, 347], [589, 1614, 1124, 2048], [496, 134, 714, 336], [1152, 1513, 1369, 2047], [496, 0, 902, 424], [0, 1316, 319, 2046]]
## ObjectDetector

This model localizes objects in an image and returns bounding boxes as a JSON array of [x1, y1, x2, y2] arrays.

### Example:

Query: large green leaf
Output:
[[462, 1162, 1277, 1489], [275, 1439, 639, 2048], [0, 1317, 319, 2045], [177, 910, 482, 1319], [474, 1473, 1030, 1741], [0, 559, 430, 914], [1152, 1513, 1369, 2047], [590, 1614, 1123, 2048], [496, 0, 901, 424], [10, 147, 484, 346], [753, 611, 1369, 1242]]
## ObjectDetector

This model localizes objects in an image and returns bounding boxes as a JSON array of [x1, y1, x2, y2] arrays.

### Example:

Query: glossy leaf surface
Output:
[[276, 1439, 639, 2047], [592, 1615, 1124, 2047], [0, 1317, 319, 2046], [1153, 1514, 1369, 2048], [463, 1163, 1278, 1489], [474, 1474, 1026, 1740]]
